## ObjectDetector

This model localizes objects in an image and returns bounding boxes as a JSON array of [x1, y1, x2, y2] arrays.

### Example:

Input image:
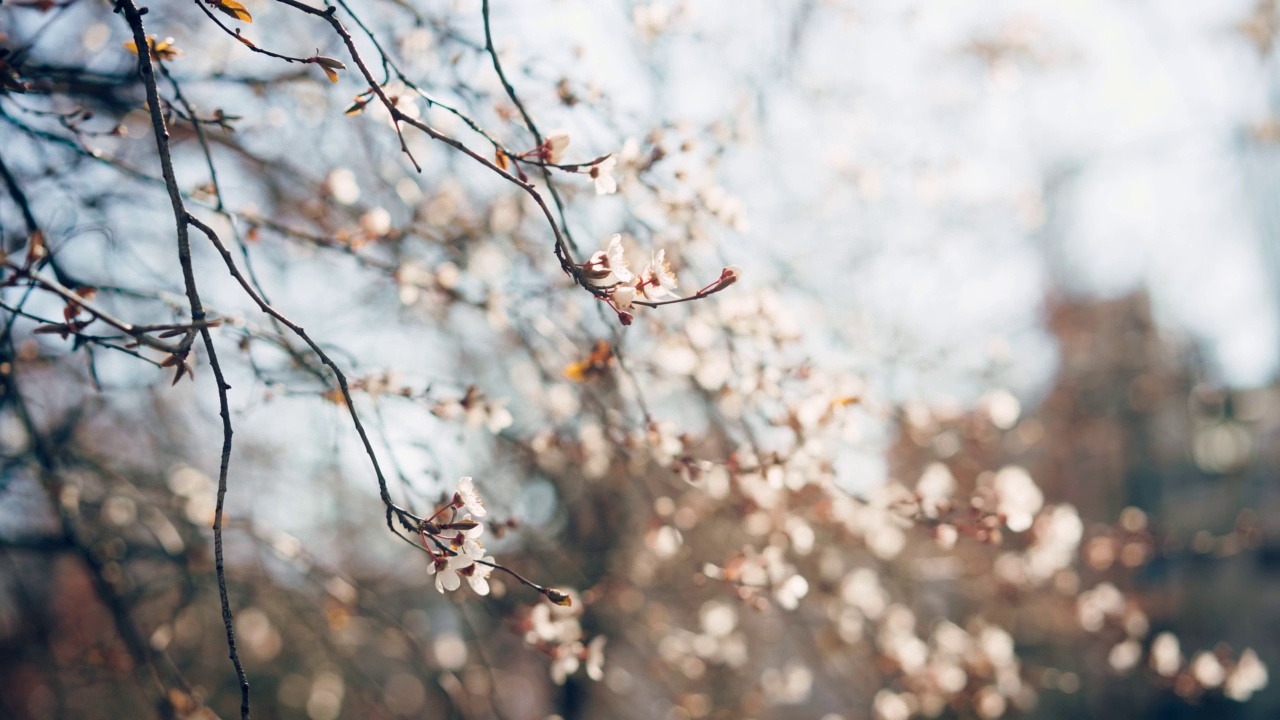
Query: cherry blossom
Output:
[[550, 642, 582, 685], [580, 234, 633, 286], [585, 636, 607, 680], [428, 555, 465, 593], [461, 556, 495, 596], [590, 155, 618, 194], [637, 249, 678, 299], [543, 129, 570, 164], [455, 476, 487, 518]]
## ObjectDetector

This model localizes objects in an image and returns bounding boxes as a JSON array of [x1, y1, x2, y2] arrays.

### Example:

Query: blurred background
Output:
[[1, 0, 1277, 718]]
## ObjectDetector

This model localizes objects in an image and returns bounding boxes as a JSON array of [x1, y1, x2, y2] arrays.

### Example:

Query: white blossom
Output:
[[463, 556, 495, 596], [993, 465, 1043, 532], [544, 130, 570, 164], [456, 476, 487, 518], [605, 234, 632, 283], [638, 249, 678, 299], [428, 555, 465, 593], [585, 636, 607, 680], [612, 284, 637, 309], [1225, 649, 1268, 701], [550, 642, 583, 684], [590, 155, 618, 195]]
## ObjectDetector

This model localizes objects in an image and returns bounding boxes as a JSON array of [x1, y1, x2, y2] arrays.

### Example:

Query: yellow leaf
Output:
[[124, 36, 182, 61], [151, 37, 182, 61], [211, 0, 252, 23], [563, 360, 588, 383], [322, 65, 339, 84]]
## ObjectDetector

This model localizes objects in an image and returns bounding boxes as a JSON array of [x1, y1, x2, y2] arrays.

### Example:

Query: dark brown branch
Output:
[[116, 1, 251, 716]]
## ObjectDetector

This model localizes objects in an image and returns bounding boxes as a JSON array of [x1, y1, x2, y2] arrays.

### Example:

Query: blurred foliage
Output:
[[0, 1, 1277, 720]]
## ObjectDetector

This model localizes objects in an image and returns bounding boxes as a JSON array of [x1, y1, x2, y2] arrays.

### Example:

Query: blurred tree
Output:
[[0, 2, 1273, 720]]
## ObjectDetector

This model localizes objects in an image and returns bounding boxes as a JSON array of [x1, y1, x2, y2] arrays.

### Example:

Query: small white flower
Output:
[[585, 636, 607, 680], [590, 156, 618, 195], [544, 130, 570, 164], [619, 136, 642, 166], [455, 533, 486, 559], [638, 249, 678, 299], [580, 234, 634, 286], [612, 284, 637, 309], [456, 476, 487, 518], [428, 555, 464, 593], [605, 234, 632, 283], [463, 556, 495, 596], [550, 642, 583, 684]]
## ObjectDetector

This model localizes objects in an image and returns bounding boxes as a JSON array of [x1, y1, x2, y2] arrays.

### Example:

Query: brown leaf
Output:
[[563, 340, 614, 382], [312, 55, 347, 71], [33, 323, 71, 338], [344, 95, 370, 116], [24, 230, 45, 267]]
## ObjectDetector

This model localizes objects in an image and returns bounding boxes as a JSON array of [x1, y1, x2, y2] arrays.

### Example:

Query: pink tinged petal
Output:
[[545, 130, 570, 164]]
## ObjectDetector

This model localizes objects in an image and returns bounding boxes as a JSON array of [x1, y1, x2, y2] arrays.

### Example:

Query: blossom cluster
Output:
[[578, 234, 741, 324], [520, 592, 607, 684], [421, 477, 496, 596]]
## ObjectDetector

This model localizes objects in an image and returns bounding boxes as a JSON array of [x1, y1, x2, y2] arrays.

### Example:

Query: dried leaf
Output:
[[210, 0, 253, 23], [322, 65, 339, 84], [151, 37, 182, 60], [312, 56, 347, 71], [124, 36, 182, 61], [24, 230, 45, 267], [563, 340, 614, 382], [32, 323, 71, 338], [344, 95, 370, 116]]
